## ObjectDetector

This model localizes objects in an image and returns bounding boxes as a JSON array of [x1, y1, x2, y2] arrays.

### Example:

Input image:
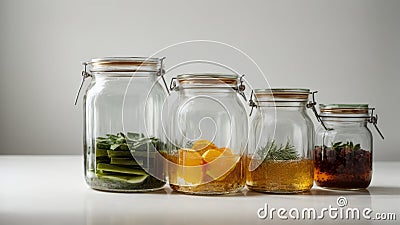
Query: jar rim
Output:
[[320, 104, 369, 115], [254, 88, 310, 94], [177, 73, 238, 80], [176, 73, 239, 86], [254, 88, 310, 101], [85, 57, 161, 73], [89, 57, 160, 63]]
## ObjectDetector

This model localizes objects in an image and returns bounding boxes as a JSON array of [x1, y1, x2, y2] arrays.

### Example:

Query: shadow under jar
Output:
[[82, 57, 167, 192], [247, 89, 315, 193], [314, 104, 383, 190], [167, 73, 248, 195]]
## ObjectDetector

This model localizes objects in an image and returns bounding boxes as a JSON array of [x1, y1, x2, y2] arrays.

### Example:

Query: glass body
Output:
[[247, 89, 314, 193], [314, 104, 373, 189], [83, 57, 167, 192], [167, 74, 248, 195]]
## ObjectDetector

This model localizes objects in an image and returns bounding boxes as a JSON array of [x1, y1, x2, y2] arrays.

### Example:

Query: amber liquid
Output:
[[314, 146, 372, 189], [167, 154, 245, 195], [246, 157, 314, 193]]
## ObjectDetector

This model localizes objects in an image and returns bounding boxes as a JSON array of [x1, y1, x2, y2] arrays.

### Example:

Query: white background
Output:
[[0, 0, 399, 160]]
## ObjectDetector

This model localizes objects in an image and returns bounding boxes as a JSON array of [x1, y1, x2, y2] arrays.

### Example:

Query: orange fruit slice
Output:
[[177, 148, 204, 184], [202, 149, 223, 163], [177, 166, 203, 185], [192, 140, 217, 155], [205, 154, 240, 181], [178, 148, 203, 166], [217, 147, 233, 156]]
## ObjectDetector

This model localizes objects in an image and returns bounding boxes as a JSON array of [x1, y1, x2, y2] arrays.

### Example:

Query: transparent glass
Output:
[[314, 104, 373, 189], [83, 57, 167, 192], [247, 89, 314, 193], [167, 74, 248, 195]]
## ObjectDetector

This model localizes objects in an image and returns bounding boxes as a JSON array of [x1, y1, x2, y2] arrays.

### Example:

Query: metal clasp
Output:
[[74, 62, 92, 105], [237, 75, 247, 101], [368, 108, 385, 139], [156, 57, 170, 95], [306, 91, 329, 130], [249, 90, 257, 116], [231, 74, 247, 102], [169, 77, 178, 91]]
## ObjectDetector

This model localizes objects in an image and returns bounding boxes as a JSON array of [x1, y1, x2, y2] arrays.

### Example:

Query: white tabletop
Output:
[[0, 156, 399, 225]]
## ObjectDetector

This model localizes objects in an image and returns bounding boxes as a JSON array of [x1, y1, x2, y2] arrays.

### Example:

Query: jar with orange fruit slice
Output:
[[167, 73, 248, 194], [167, 139, 245, 194]]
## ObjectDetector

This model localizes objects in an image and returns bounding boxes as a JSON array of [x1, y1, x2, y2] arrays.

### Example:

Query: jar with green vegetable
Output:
[[78, 57, 168, 192]]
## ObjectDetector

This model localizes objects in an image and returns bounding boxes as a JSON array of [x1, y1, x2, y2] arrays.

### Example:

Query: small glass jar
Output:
[[247, 89, 315, 193], [314, 104, 384, 190], [81, 57, 167, 192], [167, 73, 248, 195]]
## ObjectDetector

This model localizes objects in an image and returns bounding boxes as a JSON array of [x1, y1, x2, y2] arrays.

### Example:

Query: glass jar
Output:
[[314, 104, 384, 190], [167, 73, 248, 195], [247, 89, 315, 193], [80, 57, 167, 192]]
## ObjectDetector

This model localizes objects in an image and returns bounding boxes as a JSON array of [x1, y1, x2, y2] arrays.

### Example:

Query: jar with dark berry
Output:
[[314, 104, 384, 190]]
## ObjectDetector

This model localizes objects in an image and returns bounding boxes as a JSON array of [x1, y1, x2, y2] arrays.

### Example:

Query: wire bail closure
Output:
[[74, 62, 92, 105], [157, 57, 170, 95], [235, 75, 247, 101], [368, 108, 385, 139], [249, 90, 257, 116], [306, 91, 329, 130], [169, 77, 178, 91]]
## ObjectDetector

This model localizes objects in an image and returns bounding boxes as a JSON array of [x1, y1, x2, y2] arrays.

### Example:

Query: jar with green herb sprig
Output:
[[247, 89, 315, 193], [314, 104, 384, 190]]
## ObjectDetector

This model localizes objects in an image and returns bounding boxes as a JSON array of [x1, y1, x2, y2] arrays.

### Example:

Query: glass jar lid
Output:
[[86, 57, 161, 73], [176, 73, 239, 86], [318, 103, 384, 139], [75, 57, 168, 105], [320, 104, 369, 115], [254, 88, 311, 102]]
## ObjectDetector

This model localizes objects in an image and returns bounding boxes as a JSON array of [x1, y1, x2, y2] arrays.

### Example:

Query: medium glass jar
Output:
[[247, 89, 315, 193], [167, 73, 248, 195], [314, 104, 384, 190], [81, 57, 167, 192]]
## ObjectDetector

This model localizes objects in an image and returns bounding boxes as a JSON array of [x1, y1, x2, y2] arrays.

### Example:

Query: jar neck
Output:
[[320, 111, 370, 128], [322, 117, 368, 128], [178, 87, 239, 96], [94, 73, 157, 82]]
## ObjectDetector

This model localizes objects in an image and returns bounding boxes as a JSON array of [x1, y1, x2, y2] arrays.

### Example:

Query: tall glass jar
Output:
[[81, 57, 167, 192], [314, 104, 384, 190], [247, 89, 315, 193], [167, 73, 248, 195]]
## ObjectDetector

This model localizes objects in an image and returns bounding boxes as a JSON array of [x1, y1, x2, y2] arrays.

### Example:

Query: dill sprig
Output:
[[257, 139, 300, 161]]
